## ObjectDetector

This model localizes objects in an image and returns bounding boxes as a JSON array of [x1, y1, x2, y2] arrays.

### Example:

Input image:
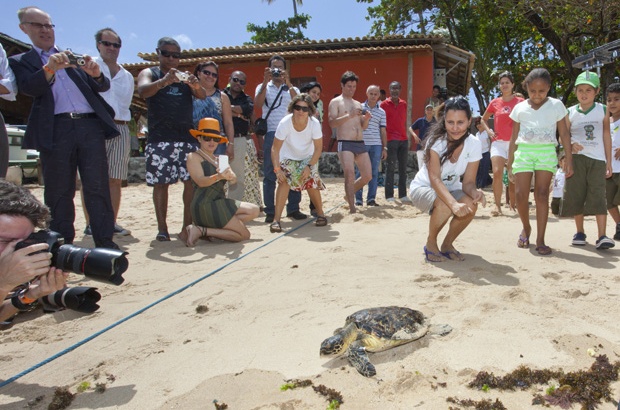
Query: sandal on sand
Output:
[[517, 232, 530, 248], [185, 225, 206, 247], [535, 245, 552, 255], [315, 216, 328, 227], [156, 232, 170, 242], [269, 221, 282, 233], [441, 249, 465, 261], [424, 246, 446, 263]]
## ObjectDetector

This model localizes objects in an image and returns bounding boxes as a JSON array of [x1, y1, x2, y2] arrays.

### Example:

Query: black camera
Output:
[[270, 68, 282, 78], [440, 87, 448, 101], [15, 230, 127, 285], [361, 108, 368, 115], [66, 51, 86, 66]]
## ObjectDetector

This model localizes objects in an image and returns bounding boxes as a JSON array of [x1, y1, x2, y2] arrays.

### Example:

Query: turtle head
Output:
[[320, 324, 357, 356], [320, 333, 347, 356]]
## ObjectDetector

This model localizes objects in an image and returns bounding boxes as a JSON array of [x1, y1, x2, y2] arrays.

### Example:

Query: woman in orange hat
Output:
[[185, 118, 260, 246]]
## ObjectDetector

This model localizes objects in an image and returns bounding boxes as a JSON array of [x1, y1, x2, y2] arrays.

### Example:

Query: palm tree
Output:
[[264, 0, 304, 36]]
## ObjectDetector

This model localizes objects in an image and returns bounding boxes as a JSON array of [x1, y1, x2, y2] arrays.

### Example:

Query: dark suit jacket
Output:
[[9, 48, 119, 151]]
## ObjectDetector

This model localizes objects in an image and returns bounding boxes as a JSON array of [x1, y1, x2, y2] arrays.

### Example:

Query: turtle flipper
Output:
[[346, 346, 376, 377]]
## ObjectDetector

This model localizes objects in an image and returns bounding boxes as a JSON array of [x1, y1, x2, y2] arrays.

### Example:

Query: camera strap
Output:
[[262, 85, 285, 122]]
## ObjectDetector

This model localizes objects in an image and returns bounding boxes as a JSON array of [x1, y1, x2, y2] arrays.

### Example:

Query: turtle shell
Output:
[[345, 306, 428, 341]]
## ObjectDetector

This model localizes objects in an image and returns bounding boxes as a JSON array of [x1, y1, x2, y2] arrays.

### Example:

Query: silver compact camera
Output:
[[270, 68, 282, 78], [361, 108, 368, 115], [175, 71, 191, 82], [66, 51, 86, 66]]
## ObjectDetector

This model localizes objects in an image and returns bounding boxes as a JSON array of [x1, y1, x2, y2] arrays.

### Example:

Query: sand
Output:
[[0, 179, 619, 409]]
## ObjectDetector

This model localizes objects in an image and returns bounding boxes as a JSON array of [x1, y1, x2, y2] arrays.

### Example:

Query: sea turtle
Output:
[[320, 306, 452, 377]]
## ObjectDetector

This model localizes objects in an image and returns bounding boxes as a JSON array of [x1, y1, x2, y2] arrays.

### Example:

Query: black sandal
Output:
[[269, 221, 282, 233], [315, 216, 328, 227]]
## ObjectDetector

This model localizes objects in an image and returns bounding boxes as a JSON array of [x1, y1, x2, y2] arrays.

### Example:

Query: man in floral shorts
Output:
[[137, 37, 206, 242]]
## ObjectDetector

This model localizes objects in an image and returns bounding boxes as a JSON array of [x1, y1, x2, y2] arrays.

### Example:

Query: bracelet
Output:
[[11, 289, 38, 312], [94, 72, 104, 81], [43, 65, 55, 74], [383, 147, 388, 151], [274, 167, 281, 173]]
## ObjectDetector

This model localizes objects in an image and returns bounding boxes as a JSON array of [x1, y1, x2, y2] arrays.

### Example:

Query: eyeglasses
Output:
[[200, 136, 220, 142], [158, 49, 181, 59], [22, 21, 55, 30], [201, 70, 218, 79], [98, 40, 121, 49], [231, 77, 246, 86], [293, 104, 310, 113]]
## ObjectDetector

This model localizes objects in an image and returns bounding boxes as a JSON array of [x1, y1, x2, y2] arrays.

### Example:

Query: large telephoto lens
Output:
[[53, 245, 127, 285]]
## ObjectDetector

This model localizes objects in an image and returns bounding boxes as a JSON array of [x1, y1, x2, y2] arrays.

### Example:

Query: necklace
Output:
[[197, 148, 217, 166]]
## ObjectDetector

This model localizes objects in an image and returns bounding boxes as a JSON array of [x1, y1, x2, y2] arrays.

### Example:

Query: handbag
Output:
[[253, 86, 286, 136]]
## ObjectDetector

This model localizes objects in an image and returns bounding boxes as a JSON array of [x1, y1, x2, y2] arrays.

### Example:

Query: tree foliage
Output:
[[246, 14, 311, 44], [357, 0, 620, 111]]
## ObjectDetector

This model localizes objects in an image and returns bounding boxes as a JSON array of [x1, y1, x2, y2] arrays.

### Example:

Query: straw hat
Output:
[[189, 118, 228, 143]]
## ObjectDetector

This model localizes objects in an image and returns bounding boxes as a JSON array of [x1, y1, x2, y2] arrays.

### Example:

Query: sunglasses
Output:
[[98, 40, 121, 49], [158, 49, 181, 59], [22, 21, 55, 30], [200, 136, 221, 142], [293, 104, 310, 113], [231, 77, 246, 86], [201, 70, 218, 78]]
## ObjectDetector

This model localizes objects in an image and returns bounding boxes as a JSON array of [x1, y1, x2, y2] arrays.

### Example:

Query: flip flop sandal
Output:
[[424, 246, 445, 263], [535, 245, 552, 255], [269, 221, 282, 233], [315, 216, 328, 227], [156, 232, 170, 242], [517, 233, 530, 248], [441, 249, 465, 261]]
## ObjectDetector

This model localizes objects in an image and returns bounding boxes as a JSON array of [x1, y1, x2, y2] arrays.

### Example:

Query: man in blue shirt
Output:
[[409, 104, 436, 171]]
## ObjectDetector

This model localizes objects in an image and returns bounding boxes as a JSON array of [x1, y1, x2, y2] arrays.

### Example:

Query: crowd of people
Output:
[[2, 6, 620, 324]]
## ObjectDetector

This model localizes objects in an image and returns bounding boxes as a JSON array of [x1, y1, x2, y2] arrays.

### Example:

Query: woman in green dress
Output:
[[185, 118, 260, 246]]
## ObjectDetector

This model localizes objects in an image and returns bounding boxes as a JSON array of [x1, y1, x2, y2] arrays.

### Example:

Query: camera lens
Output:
[[54, 245, 127, 285]]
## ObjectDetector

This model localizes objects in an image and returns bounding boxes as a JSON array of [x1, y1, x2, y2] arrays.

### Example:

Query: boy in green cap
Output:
[[561, 71, 614, 249]]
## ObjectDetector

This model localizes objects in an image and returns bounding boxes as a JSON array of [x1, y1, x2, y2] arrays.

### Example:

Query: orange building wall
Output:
[[213, 50, 435, 151]]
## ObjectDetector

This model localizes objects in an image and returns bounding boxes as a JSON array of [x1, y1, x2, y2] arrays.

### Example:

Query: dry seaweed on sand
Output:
[[446, 397, 507, 410], [468, 355, 620, 409], [212, 399, 228, 409], [313, 384, 344, 407], [280, 378, 313, 390], [47, 387, 74, 410]]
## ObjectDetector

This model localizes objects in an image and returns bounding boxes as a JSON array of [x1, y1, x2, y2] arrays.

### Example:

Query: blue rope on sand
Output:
[[0, 205, 342, 389]]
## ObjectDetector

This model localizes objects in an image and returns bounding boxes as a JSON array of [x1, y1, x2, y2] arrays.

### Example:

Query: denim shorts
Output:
[[409, 186, 465, 214]]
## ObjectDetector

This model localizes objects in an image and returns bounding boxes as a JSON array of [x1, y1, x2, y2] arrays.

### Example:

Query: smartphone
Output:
[[218, 155, 229, 172]]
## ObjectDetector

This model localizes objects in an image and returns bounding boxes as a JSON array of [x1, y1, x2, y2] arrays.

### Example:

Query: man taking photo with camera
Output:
[[0, 181, 67, 323]]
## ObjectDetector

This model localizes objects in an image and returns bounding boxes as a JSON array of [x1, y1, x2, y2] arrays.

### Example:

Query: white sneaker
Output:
[[400, 196, 412, 203], [114, 223, 131, 236], [386, 197, 396, 203]]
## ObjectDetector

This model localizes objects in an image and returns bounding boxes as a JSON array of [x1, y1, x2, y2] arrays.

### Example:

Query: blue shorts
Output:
[[512, 144, 557, 174], [145, 141, 197, 186], [338, 140, 367, 155]]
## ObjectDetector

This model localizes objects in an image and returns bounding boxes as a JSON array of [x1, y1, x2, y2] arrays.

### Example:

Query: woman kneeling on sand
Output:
[[270, 93, 327, 233], [185, 118, 260, 246], [408, 97, 486, 262]]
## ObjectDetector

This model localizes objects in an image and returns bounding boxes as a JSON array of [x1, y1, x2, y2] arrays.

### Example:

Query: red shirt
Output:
[[380, 98, 408, 141]]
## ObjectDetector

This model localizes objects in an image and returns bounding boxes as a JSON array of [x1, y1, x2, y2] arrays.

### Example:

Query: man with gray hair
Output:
[[137, 37, 206, 242], [355, 84, 387, 207], [10, 6, 119, 249]]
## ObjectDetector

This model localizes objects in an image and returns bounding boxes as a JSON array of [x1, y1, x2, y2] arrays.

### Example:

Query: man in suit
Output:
[[9, 6, 119, 249]]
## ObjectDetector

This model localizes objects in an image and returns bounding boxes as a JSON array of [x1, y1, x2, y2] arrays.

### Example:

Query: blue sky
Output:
[[1, 0, 377, 64]]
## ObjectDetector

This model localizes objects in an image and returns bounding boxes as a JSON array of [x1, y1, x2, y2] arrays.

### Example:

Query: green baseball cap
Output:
[[575, 71, 600, 88]]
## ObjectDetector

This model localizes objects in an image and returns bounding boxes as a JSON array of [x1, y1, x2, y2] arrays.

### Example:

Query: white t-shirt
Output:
[[552, 168, 565, 198], [475, 130, 490, 153], [509, 97, 567, 145], [255, 81, 300, 132], [568, 102, 607, 161], [611, 118, 620, 173], [275, 114, 323, 160], [410, 135, 482, 192], [93, 56, 134, 121]]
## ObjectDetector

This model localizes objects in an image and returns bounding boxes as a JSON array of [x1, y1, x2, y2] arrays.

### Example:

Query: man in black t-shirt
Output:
[[137, 37, 206, 243]]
